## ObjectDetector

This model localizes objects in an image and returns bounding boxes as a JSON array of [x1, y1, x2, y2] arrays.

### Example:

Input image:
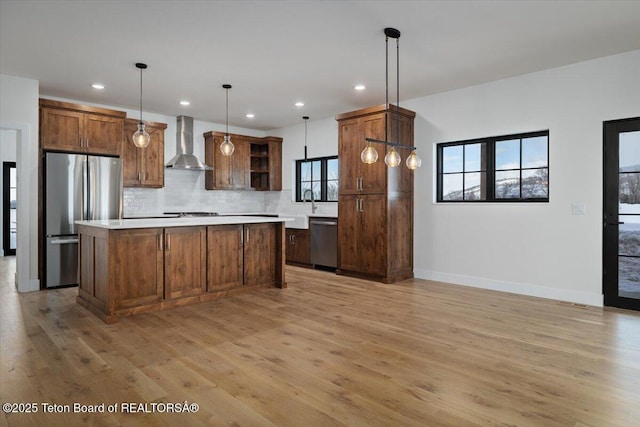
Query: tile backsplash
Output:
[[123, 169, 266, 215], [124, 170, 339, 217]]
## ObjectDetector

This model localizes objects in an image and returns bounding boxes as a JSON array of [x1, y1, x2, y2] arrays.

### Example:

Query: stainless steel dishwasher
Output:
[[310, 217, 338, 268]]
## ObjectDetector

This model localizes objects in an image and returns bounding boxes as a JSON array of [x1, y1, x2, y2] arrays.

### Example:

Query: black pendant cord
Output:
[[385, 33, 389, 145], [396, 36, 400, 147], [139, 67, 143, 125], [303, 116, 309, 161], [225, 88, 229, 136]]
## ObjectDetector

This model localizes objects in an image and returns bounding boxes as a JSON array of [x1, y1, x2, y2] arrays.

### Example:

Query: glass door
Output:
[[603, 118, 640, 310], [2, 162, 17, 256]]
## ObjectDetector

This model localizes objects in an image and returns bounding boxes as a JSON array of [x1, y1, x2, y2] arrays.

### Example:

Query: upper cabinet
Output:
[[122, 118, 167, 188], [203, 131, 282, 191], [40, 99, 125, 156]]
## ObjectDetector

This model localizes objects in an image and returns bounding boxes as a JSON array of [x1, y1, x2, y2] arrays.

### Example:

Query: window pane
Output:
[[619, 131, 640, 172], [464, 143, 484, 172], [619, 219, 640, 256], [300, 162, 311, 181], [495, 139, 520, 170], [522, 136, 548, 168], [9, 188, 17, 204], [495, 170, 520, 198], [327, 158, 339, 180], [300, 181, 311, 199], [442, 173, 463, 200], [522, 168, 548, 198], [312, 182, 320, 200], [10, 168, 17, 187], [327, 180, 338, 201], [312, 160, 322, 181], [464, 172, 484, 200], [442, 145, 463, 173], [619, 172, 640, 206]]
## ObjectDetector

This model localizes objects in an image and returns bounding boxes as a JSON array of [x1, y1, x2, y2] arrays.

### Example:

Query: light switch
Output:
[[572, 203, 586, 215]]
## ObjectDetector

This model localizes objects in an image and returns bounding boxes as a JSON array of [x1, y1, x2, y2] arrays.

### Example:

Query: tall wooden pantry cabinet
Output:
[[336, 104, 415, 283]]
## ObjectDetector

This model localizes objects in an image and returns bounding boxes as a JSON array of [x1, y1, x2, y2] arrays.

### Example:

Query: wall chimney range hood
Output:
[[165, 115, 212, 170]]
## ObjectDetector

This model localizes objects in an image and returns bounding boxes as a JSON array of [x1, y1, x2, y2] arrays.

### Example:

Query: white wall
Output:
[[0, 129, 18, 256], [405, 49, 640, 306], [269, 50, 640, 306], [266, 116, 339, 216], [0, 74, 40, 292]]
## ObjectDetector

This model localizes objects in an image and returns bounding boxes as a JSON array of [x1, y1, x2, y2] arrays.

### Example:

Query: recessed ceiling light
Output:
[[246, 113, 255, 118], [91, 83, 105, 90], [354, 84, 366, 91], [179, 100, 190, 106], [294, 102, 304, 107]]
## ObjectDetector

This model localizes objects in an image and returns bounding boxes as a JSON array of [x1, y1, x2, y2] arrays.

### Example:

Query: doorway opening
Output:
[[2, 162, 17, 256], [603, 117, 640, 311]]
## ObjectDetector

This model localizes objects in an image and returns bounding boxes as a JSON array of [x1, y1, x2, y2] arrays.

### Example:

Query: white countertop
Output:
[[76, 216, 293, 230]]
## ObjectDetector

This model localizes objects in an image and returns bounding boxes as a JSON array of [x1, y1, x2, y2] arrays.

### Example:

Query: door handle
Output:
[[158, 233, 163, 251], [50, 238, 79, 245], [246, 228, 250, 243], [605, 222, 624, 225], [165, 234, 171, 251]]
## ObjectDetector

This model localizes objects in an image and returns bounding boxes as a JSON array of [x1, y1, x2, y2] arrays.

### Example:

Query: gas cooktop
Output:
[[163, 211, 220, 217]]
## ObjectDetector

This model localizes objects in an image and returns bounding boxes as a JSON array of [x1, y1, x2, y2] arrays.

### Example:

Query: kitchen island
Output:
[[75, 216, 289, 323]]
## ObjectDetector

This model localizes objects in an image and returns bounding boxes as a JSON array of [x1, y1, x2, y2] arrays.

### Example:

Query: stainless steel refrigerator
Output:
[[44, 152, 123, 288]]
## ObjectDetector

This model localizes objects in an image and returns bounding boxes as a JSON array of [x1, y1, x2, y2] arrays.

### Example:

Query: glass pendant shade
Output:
[[220, 135, 235, 156], [384, 146, 401, 167], [361, 142, 379, 164], [405, 150, 422, 170], [132, 122, 151, 148]]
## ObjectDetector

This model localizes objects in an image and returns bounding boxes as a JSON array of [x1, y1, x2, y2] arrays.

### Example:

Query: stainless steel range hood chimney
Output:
[[165, 115, 212, 170]]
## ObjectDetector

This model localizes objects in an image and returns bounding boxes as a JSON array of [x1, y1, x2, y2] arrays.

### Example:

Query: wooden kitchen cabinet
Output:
[[164, 226, 207, 299], [336, 104, 415, 283], [207, 224, 244, 291], [207, 223, 279, 290], [285, 228, 310, 265], [204, 131, 282, 191], [244, 223, 277, 286], [40, 99, 125, 156], [122, 118, 167, 188]]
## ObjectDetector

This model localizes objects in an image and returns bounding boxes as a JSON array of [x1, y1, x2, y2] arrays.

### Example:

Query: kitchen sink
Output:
[[280, 214, 309, 229]]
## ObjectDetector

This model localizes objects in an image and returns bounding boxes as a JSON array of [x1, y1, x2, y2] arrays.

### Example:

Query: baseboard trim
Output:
[[414, 268, 603, 307]]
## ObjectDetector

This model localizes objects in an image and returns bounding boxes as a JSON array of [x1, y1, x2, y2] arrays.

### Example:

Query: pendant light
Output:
[[220, 84, 235, 156], [360, 27, 421, 169], [132, 63, 151, 148], [303, 116, 309, 160]]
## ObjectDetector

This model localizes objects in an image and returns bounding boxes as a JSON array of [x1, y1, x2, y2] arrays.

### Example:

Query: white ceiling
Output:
[[2, 0, 639, 131]]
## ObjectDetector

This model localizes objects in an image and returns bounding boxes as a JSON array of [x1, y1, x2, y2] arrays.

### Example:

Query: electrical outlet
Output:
[[572, 203, 586, 215]]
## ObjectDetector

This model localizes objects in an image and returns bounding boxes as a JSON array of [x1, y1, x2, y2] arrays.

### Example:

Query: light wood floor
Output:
[[1, 257, 639, 427]]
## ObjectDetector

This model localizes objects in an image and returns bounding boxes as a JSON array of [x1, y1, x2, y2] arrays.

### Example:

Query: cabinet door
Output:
[[140, 126, 165, 187], [164, 226, 207, 299], [244, 223, 276, 286], [40, 108, 84, 151], [360, 113, 387, 194], [268, 139, 282, 191], [111, 228, 164, 309], [338, 196, 362, 272], [338, 119, 361, 195], [231, 139, 250, 189], [359, 194, 387, 276], [207, 224, 244, 291], [84, 114, 123, 156], [286, 228, 310, 264], [121, 121, 141, 186]]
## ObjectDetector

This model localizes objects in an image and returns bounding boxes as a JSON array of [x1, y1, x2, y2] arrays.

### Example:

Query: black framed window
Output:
[[295, 156, 339, 202], [437, 130, 549, 202]]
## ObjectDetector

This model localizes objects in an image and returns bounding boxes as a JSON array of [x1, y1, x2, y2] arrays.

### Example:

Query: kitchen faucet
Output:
[[303, 189, 318, 214]]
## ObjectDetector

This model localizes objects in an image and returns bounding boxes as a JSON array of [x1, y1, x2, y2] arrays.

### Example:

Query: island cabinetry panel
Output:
[[206, 223, 278, 290], [111, 228, 164, 309], [40, 99, 125, 156], [244, 223, 277, 286], [207, 225, 244, 291], [285, 228, 310, 265], [77, 220, 286, 323], [164, 226, 207, 299], [122, 118, 167, 187]]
